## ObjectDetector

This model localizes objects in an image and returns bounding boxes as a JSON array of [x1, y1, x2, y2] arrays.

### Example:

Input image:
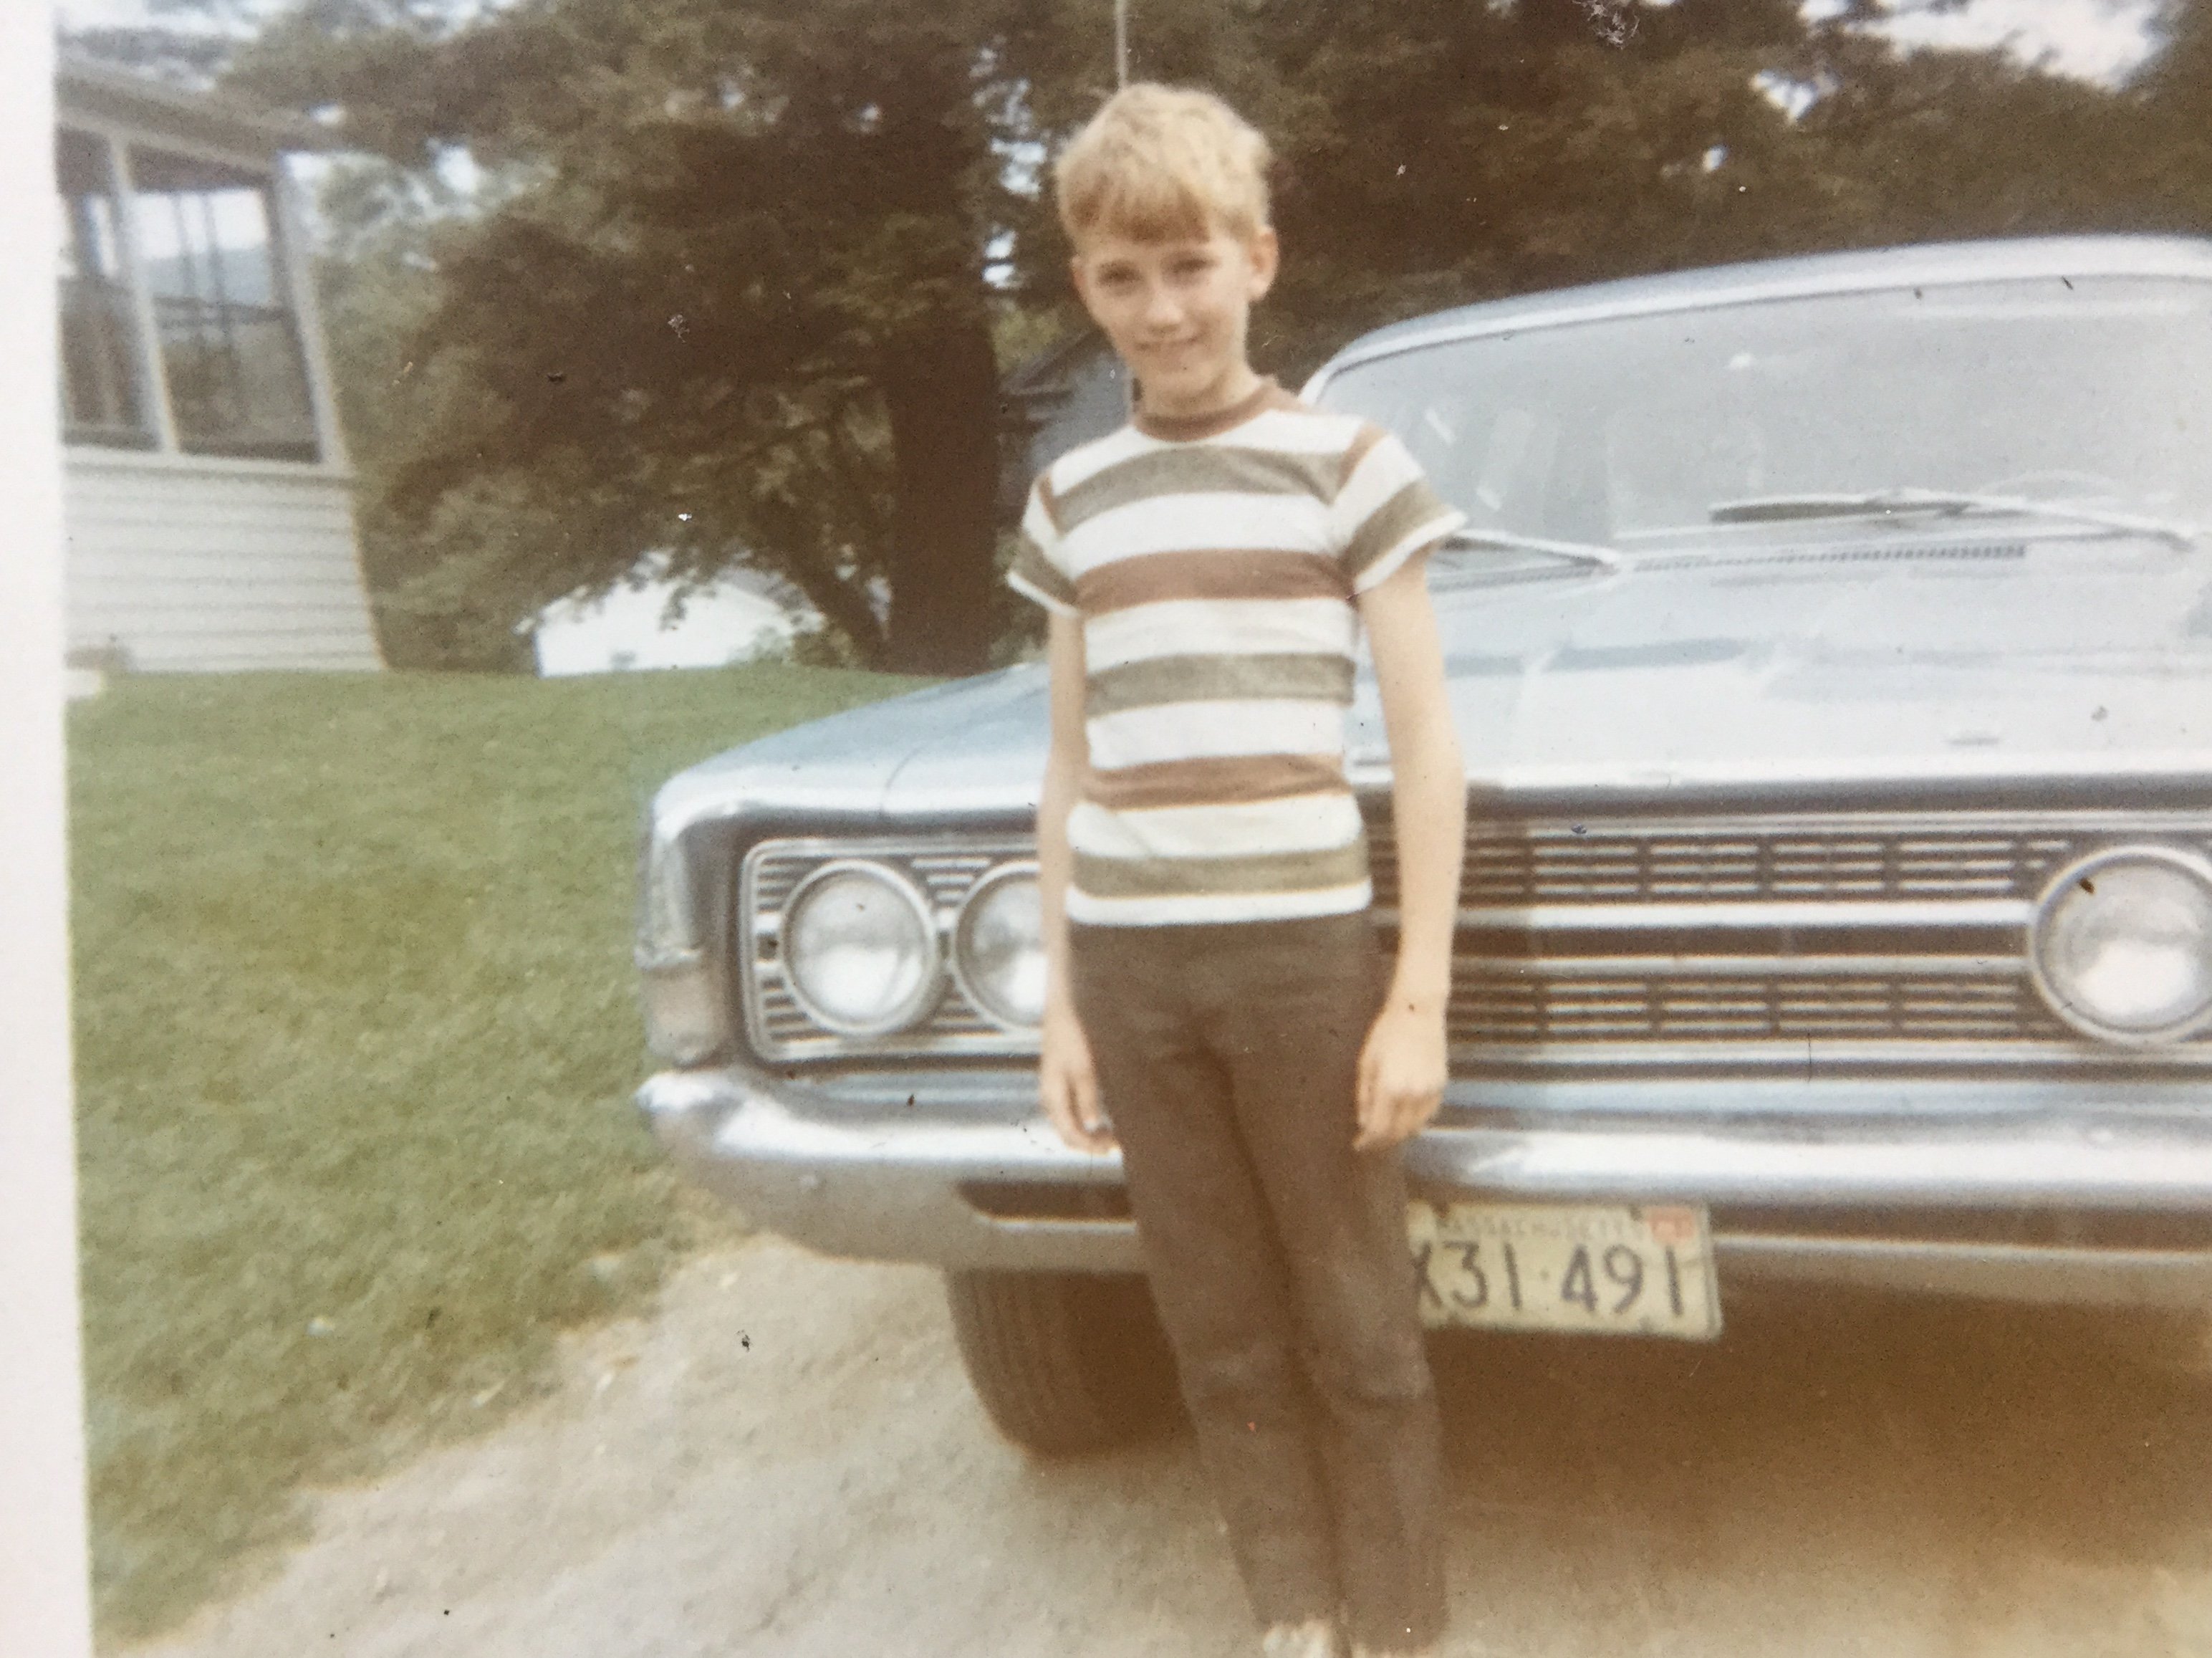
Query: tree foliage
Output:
[[1049, 0, 2212, 377], [70, 0, 2212, 671], [232, 0, 1075, 671]]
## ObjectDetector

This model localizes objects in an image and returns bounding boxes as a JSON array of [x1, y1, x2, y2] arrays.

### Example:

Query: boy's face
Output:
[[1070, 219, 1279, 419]]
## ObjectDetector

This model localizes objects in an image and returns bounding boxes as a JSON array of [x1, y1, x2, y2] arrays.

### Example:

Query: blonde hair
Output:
[[1054, 83, 1272, 244]]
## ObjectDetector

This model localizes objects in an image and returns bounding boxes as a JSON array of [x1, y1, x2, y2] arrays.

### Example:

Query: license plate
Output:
[[1408, 1201, 1721, 1340]]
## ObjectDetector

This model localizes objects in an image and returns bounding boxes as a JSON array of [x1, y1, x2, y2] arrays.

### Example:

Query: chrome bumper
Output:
[[638, 1065, 2212, 1309]]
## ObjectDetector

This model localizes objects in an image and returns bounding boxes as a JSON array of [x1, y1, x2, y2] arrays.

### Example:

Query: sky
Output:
[[53, 0, 2175, 87], [1804, 0, 2164, 83]]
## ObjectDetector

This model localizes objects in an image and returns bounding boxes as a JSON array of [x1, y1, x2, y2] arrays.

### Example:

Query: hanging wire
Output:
[[1113, 0, 1135, 416]]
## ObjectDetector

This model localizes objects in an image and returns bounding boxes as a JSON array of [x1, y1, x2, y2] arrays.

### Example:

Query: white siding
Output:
[[63, 451, 382, 672]]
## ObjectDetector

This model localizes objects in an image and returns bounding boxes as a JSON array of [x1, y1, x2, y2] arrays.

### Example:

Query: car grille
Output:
[[1410, 810, 2212, 1067], [739, 813, 2212, 1068], [1371, 818, 2091, 909], [1453, 967, 2049, 1048]]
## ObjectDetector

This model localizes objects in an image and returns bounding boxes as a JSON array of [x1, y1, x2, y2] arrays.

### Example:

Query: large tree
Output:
[[234, 0, 1089, 674], [104, 0, 2206, 670], [2137, 0, 2212, 224]]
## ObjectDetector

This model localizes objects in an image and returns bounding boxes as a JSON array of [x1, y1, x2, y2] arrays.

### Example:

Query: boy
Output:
[[1008, 85, 1468, 1658]]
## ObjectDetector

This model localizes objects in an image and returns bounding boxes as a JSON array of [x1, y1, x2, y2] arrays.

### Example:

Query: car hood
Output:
[[659, 537, 2212, 827]]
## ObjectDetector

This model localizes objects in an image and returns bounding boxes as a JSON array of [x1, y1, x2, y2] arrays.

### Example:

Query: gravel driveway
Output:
[[129, 1236, 2212, 1657]]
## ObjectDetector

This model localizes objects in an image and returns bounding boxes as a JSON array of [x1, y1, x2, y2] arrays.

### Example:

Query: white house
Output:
[[530, 561, 819, 676], [57, 56, 380, 672]]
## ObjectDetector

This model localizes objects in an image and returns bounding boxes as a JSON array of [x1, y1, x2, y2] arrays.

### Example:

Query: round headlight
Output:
[[951, 864, 1046, 1030], [2031, 847, 2212, 1045], [782, 861, 941, 1036]]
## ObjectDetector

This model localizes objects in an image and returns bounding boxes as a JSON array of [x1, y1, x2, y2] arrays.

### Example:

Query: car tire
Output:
[[943, 1269, 1180, 1455]]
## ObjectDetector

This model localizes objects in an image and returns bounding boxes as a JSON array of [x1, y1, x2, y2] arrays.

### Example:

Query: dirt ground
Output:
[[129, 1235, 2212, 1658]]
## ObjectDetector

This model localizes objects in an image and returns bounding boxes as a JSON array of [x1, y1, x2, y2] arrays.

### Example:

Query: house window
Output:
[[128, 145, 320, 462], [57, 127, 152, 449]]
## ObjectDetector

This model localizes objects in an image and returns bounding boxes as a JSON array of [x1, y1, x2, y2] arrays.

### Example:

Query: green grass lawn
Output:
[[68, 663, 919, 1644]]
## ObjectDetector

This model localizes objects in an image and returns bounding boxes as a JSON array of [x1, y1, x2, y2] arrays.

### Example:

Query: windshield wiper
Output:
[[1434, 527, 1625, 572], [1709, 488, 2201, 551]]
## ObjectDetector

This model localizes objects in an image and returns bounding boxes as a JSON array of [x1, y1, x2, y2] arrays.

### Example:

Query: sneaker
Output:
[[1260, 1617, 1344, 1658]]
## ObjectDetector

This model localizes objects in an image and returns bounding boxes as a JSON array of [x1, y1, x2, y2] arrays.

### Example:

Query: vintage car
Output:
[[635, 235, 2212, 1452]]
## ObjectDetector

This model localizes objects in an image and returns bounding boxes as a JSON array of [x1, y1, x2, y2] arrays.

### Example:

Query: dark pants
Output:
[[1069, 914, 1446, 1653]]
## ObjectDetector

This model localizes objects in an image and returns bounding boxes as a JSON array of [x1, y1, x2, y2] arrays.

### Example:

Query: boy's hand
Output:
[[1355, 996, 1447, 1151], [1039, 999, 1115, 1154]]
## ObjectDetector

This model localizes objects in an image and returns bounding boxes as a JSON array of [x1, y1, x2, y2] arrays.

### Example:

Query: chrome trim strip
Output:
[[1352, 752, 2212, 795], [1461, 955, 2027, 978], [745, 1026, 1044, 1063], [1452, 807, 2208, 837], [746, 831, 1032, 867], [1403, 1120, 2212, 1207], [1714, 1235, 2212, 1309], [1458, 899, 2032, 930], [1453, 1039, 2212, 1070]]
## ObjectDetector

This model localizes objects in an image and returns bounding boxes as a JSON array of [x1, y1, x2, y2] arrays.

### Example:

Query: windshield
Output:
[[1318, 276, 2212, 550]]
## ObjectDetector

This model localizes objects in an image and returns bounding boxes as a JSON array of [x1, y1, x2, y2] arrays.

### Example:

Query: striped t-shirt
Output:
[[1009, 378, 1465, 927]]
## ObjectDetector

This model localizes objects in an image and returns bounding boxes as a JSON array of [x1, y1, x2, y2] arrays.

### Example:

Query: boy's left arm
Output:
[[1353, 555, 1466, 1151]]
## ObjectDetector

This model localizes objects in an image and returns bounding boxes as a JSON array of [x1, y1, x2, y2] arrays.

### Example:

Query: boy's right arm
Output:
[[1037, 611, 1115, 1154]]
